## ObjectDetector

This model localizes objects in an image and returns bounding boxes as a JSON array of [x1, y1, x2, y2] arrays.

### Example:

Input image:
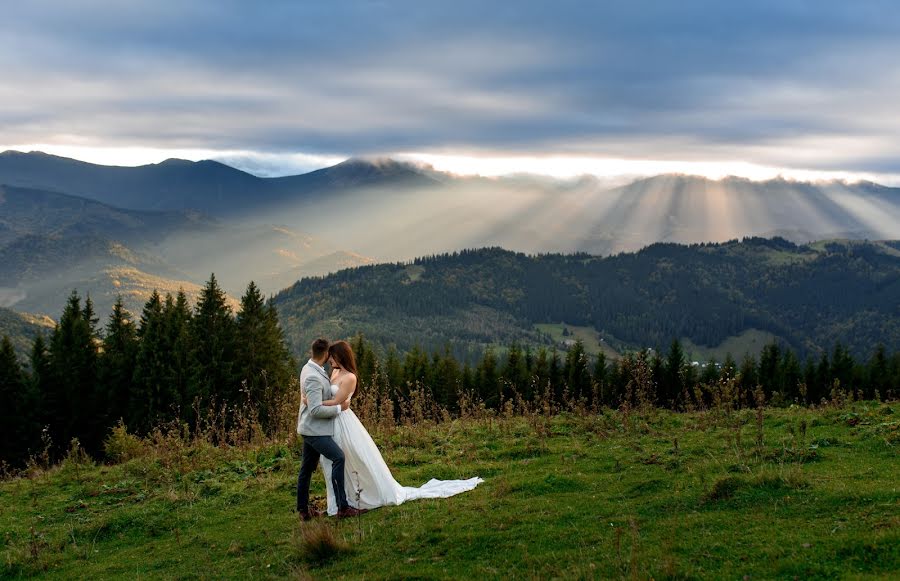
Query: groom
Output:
[[296, 338, 366, 520]]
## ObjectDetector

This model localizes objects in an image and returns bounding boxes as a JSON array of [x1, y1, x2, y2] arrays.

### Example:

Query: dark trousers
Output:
[[297, 435, 349, 512]]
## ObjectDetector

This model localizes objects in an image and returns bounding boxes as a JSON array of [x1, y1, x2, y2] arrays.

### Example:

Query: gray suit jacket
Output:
[[296, 359, 341, 436]]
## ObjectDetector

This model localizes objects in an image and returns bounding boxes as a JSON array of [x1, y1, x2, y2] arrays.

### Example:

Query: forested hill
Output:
[[272, 238, 900, 359]]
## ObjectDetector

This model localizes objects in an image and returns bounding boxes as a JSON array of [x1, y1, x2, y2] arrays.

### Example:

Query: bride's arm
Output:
[[322, 374, 357, 406]]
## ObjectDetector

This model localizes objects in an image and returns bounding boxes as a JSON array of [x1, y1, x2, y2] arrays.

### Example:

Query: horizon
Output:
[[3, 147, 899, 188]]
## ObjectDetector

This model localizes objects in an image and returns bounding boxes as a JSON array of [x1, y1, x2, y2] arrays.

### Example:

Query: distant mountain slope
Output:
[[0, 307, 52, 359], [0, 184, 212, 247], [231, 168, 900, 261], [271, 238, 900, 359], [0, 151, 440, 215], [3, 151, 899, 261], [0, 151, 261, 213], [0, 184, 209, 314], [0, 184, 374, 316], [268, 158, 441, 192]]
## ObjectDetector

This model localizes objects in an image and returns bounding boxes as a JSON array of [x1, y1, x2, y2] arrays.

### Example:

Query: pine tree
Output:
[[700, 359, 719, 386], [888, 351, 900, 400], [738, 354, 758, 404], [235, 281, 272, 402], [663, 339, 685, 407], [383, 345, 403, 389], [83, 295, 100, 339], [235, 282, 296, 430], [501, 343, 528, 398], [47, 291, 100, 455], [758, 342, 782, 397], [190, 274, 238, 416], [548, 349, 563, 399], [605, 359, 623, 406], [650, 351, 664, 405], [524, 346, 534, 377], [461, 362, 476, 396], [132, 291, 167, 432], [831, 343, 855, 396], [530, 347, 551, 400], [593, 351, 608, 388], [805, 352, 826, 402], [564, 340, 591, 401], [350, 334, 376, 386], [722, 353, 737, 380], [0, 336, 30, 465], [868, 344, 890, 400], [28, 334, 51, 453], [780, 349, 802, 401], [81, 294, 107, 450], [430, 344, 459, 408], [99, 296, 138, 428], [402, 345, 430, 393], [164, 290, 193, 421], [802, 357, 817, 404], [476, 347, 500, 406]]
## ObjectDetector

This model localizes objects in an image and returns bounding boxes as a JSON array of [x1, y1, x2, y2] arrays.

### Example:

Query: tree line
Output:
[[2, 274, 899, 469], [351, 336, 900, 414], [0, 275, 295, 468]]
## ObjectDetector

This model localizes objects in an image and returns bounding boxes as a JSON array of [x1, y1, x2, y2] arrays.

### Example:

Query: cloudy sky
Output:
[[2, 0, 900, 182]]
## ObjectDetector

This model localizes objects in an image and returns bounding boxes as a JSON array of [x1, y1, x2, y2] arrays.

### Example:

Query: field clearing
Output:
[[535, 323, 622, 359], [1, 402, 898, 579], [681, 328, 779, 363]]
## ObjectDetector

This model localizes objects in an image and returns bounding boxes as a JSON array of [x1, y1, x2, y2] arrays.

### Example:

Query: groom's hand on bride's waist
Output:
[[340, 400, 351, 411]]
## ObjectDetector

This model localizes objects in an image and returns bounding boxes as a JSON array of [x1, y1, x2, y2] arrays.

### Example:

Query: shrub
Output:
[[103, 421, 148, 463]]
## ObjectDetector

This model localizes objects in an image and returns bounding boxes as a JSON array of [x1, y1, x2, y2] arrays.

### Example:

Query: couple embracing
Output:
[[296, 338, 483, 520]]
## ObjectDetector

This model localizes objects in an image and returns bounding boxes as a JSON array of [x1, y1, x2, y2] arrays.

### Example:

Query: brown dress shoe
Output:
[[336, 506, 369, 519], [298, 507, 323, 521]]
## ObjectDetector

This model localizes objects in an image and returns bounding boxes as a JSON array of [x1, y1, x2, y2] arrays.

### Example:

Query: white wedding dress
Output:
[[320, 384, 483, 515]]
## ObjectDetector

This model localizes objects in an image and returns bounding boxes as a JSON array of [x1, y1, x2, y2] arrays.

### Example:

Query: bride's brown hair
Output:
[[328, 340, 358, 377]]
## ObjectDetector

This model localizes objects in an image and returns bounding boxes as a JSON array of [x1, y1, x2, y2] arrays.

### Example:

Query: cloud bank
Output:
[[2, 1, 900, 179]]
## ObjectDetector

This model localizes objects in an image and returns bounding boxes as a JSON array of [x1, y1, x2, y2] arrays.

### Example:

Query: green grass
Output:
[[3, 403, 899, 579], [535, 322, 622, 359], [681, 328, 779, 362]]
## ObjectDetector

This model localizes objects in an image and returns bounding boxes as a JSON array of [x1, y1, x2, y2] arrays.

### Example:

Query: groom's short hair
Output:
[[311, 338, 330, 359]]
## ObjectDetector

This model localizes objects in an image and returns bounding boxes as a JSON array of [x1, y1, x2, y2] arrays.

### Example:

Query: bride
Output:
[[310, 340, 482, 515]]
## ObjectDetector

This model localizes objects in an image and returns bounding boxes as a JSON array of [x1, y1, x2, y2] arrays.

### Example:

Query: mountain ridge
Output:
[[6, 149, 900, 189], [271, 238, 900, 360], [0, 150, 440, 215]]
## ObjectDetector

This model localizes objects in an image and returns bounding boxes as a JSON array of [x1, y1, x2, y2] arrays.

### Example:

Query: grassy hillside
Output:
[[681, 328, 779, 363], [534, 322, 622, 359], [2, 402, 898, 579], [273, 238, 900, 360]]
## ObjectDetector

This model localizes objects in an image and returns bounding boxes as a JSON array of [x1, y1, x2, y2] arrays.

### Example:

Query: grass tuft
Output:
[[705, 469, 810, 503], [705, 475, 744, 501], [292, 520, 352, 565]]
